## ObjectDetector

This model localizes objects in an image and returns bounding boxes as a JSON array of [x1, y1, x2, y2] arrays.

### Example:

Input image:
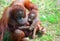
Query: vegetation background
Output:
[[0, 0, 60, 41]]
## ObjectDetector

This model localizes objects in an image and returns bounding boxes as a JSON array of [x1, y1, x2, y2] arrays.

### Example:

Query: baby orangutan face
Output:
[[28, 11, 37, 22]]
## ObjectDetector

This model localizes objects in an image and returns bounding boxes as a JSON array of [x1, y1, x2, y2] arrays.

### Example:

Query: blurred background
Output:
[[0, 0, 60, 41]]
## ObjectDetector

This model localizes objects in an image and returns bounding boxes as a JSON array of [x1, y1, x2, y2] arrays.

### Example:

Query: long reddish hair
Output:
[[0, 4, 26, 41]]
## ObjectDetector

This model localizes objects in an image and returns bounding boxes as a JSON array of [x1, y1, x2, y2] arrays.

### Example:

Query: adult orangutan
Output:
[[0, 0, 38, 41]]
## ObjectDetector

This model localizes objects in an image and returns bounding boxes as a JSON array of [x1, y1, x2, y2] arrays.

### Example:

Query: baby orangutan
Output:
[[28, 9, 46, 39]]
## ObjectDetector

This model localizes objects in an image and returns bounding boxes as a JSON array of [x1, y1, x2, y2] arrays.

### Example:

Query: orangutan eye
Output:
[[16, 10, 23, 15], [16, 10, 24, 19], [31, 14, 35, 17], [19, 11, 24, 14]]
